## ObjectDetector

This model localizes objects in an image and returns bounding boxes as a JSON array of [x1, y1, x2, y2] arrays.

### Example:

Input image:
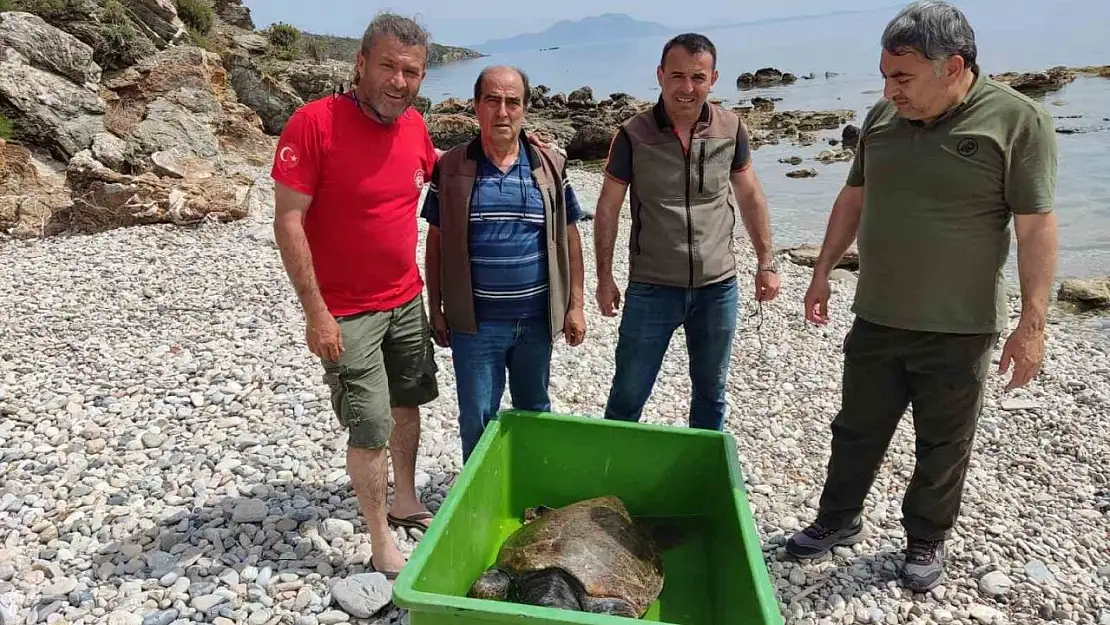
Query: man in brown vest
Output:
[[422, 65, 587, 462], [593, 33, 780, 430]]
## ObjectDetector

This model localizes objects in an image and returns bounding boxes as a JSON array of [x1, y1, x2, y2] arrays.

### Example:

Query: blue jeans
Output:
[[450, 316, 553, 462], [604, 277, 739, 430]]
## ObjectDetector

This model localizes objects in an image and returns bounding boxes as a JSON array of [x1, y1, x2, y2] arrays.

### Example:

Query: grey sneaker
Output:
[[785, 520, 865, 559], [902, 537, 945, 591]]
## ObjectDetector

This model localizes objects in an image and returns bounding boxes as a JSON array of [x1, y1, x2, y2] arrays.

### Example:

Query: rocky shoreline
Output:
[[1, 168, 1107, 625], [419, 84, 862, 163]]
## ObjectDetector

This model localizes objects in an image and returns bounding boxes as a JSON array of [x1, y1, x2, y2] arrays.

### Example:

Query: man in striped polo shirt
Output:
[[422, 65, 586, 462]]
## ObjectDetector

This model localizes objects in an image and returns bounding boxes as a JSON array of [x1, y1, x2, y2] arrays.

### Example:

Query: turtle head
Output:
[[523, 505, 554, 523], [511, 567, 586, 612], [469, 568, 512, 601]]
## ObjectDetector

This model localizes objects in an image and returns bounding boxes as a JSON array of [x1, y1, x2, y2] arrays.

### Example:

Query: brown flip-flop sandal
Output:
[[387, 511, 434, 530], [367, 559, 400, 580]]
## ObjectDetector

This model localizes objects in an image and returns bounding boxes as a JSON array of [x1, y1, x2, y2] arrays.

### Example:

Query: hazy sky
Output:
[[240, 0, 906, 47]]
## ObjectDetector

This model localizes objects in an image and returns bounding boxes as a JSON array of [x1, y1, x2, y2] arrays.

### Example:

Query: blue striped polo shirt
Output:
[[422, 137, 583, 322]]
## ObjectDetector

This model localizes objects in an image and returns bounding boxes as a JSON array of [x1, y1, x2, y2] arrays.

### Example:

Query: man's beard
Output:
[[358, 83, 413, 122]]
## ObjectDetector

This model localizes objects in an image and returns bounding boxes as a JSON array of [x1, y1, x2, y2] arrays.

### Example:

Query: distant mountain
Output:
[[472, 13, 675, 54]]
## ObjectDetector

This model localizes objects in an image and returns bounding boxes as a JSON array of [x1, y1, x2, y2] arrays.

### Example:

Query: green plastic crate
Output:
[[392, 410, 783, 625]]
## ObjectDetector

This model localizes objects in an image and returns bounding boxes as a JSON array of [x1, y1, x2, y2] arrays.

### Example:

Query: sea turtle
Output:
[[468, 495, 665, 618]]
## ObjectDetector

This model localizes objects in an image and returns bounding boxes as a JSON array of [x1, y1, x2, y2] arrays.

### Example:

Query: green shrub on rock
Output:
[[175, 0, 212, 35], [99, 0, 126, 23], [267, 22, 300, 50], [0, 113, 13, 141]]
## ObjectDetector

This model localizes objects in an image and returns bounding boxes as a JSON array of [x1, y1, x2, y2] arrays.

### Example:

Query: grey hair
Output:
[[360, 11, 430, 56], [881, 1, 978, 71], [353, 12, 431, 85]]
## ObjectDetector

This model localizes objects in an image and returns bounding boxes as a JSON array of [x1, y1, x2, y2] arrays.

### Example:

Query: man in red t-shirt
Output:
[[271, 13, 440, 578]]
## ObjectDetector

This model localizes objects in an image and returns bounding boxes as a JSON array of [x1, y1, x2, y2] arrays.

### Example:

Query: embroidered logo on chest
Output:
[[957, 137, 979, 157], [413, 168, 425, 188]]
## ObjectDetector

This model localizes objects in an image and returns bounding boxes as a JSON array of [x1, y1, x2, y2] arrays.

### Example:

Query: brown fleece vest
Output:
[[433, 133, 572, 341]]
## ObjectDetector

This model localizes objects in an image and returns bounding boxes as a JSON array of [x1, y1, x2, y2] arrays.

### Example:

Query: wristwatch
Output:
[[757, 259, 778, 273]]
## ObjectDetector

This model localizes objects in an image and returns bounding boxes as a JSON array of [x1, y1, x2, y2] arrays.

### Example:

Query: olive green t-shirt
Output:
[[846, 70, 1058, 334]]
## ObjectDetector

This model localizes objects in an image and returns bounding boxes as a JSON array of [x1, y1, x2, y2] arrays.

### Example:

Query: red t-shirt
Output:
[[270, 95, 437, 317]]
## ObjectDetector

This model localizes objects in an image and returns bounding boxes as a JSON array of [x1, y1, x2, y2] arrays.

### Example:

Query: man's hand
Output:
[[755, 270, 781, 302], [998, 320, 1045, 390], [563, 306, 586, 346], [596, 274, 621, 317], [526, 132, 565, 156], [1001, 211, 1057, 391], [306, 310, 343, 362], [804, 274, 832, 325], [430, 309, 450, 347]]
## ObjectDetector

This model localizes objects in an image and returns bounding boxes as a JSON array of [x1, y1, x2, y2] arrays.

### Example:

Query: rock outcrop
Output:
[[223, 49, 304, 135], [0, 12, 101, 88], [0, 138, 70, 237], [122, 0, 186, 47], [213, 0, 255, 30], [737, 67, 798, 89], [1058, 278, 1110, 311], [65, 149, 253, 234], [991, 65, 1110, 96], [422, 86, 856, 160], [0, 12, 106, 160], [0, 8, 272, 240], [782, 243, 860, 271]]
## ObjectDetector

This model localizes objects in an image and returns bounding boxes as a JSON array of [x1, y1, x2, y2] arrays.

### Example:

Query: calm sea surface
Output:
[[421, 0, 1110, 280]]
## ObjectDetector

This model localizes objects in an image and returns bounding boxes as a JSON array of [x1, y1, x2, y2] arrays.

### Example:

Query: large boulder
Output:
[[427, 114, 479, 150], [567, 123, 614, 161], [0, 139, 70, 237], [782, 243, 859, 271], [64, 149, 254, 234], [126, 98, 220, 169], [1058, 278, 1110, 310], [567, 86, 595, 109], [214, 0, 256, 30], [121, 0, 186, 48], [737, 67, 798, 89], [277, 59, 352, 103], [100, 45, 272, 171], [0, 49, 105, 160], [0, 12, 101, 89], [224, 49, 303, 135], [0, 12, 108, 162], [991, 66, 1077, 96]]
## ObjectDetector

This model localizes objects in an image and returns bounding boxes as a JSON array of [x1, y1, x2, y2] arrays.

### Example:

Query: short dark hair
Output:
[[660, 33, 717, 70], [473, 65, 531, 108]]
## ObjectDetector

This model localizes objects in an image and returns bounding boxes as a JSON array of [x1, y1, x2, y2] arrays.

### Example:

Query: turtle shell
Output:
[[493, 496, 664, 616]]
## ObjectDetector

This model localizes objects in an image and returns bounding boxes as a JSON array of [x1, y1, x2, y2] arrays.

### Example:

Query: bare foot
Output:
[[371, 540, 407, 576]]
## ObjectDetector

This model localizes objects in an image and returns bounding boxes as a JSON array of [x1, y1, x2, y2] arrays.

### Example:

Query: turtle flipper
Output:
[[469, 568, 512, 601], [511, 568, 584, 611], [582, 596, 639, 617]]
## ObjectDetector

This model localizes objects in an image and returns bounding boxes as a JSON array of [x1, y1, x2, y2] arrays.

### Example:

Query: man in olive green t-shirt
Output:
[[785, 0, 1059, 593]]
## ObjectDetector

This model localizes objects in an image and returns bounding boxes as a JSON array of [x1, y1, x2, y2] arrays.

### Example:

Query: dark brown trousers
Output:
[[816, 317, 999, 541]]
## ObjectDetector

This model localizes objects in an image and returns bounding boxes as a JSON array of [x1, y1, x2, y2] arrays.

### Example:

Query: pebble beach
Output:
[[1, 168, 1108, 625]]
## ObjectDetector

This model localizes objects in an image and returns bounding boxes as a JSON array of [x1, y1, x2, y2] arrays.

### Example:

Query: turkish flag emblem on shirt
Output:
[[276, 143, 300, 172]]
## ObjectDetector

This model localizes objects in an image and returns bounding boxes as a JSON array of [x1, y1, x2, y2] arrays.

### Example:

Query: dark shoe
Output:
[[902, 537, 945, 592], [785, 520, 865, 559]]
